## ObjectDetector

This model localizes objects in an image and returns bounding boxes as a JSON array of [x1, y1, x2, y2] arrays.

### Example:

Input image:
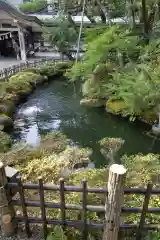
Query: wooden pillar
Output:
[[17, 25, 26, 61], [103, 164, 127, 240], [0, 162, 16, 236]]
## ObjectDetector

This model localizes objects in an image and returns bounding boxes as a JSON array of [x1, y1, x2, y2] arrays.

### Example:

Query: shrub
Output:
[[39, 61, 73, 78], [0, 132, 68, 166], [22, 68, 40, 74], [20, 0, 47, 13], [0, 131, 12, 152]]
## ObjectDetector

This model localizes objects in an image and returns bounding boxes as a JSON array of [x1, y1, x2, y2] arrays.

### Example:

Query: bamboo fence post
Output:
[[0, 162, 16, 236], [136, 183, 153, 240], [103, 164, 127, 240]]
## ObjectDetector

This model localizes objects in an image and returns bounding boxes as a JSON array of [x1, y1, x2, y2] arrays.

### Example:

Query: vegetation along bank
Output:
[[0, 61, 72, 152], [66, 25, 160, 133]]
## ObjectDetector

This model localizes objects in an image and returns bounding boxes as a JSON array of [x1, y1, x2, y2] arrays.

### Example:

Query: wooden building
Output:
[[0, 0, 42, 60]]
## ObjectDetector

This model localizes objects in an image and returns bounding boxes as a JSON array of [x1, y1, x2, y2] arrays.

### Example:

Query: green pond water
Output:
[[13, 80, 160, 167]]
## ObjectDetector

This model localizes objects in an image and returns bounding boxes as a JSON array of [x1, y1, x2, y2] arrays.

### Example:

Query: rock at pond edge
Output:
[[80, 98, 105, 107], [0, 114, 13, 128]]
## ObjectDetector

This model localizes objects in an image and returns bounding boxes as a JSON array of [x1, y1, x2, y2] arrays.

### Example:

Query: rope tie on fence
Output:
[[0, 162, 17, 236], [0, 186, 9, 208]]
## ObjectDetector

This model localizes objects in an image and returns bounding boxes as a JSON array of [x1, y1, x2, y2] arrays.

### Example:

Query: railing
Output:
[[0, 163, 159, 239], [0, 57, 65, 81]]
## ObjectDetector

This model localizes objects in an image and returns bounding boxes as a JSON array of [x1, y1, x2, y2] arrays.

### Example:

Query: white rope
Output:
[[75, 0, 86, 63], [0, 31, 12, 40], [0, 31, 12, 37]]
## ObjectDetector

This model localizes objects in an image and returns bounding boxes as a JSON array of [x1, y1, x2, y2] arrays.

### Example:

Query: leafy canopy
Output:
[[43, 15, 78, 59], [20, 0, 47, 13]]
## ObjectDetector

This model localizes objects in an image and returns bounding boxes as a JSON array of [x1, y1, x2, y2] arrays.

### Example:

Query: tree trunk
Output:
[[84, 8, 97, 24], [67, 13, 79, 34], [96, 0, 106, 23], [99, 9, 107, 23], [117, 50, 124, 68], [147, 4, 156, 35], [63, 51, 74, 60], [141, 0, 149, 44], [158, 0, 160, 20], [130, 0, 136, 28]]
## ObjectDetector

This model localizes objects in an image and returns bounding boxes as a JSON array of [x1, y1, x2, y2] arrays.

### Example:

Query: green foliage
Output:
[[0, 131, 12, 153], [99, 137, 125, 152], [47, 227, 67, 240], [145, 231, 160, 240], [67, 25, 140, 81], [122, 154, 160, 224], [39, 61, 73, 77], [0, 131, 68, 166], [84, 27, 107, 46], [67, 25, 160, 122], [1, 72, 42, 101], [99, 137, 125, 162], [43, 15, 78, 60], [20, 0, 47, 13]]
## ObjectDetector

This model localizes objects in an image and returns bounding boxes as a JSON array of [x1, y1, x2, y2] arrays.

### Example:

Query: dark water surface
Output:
[[13, 80, 160, 167]]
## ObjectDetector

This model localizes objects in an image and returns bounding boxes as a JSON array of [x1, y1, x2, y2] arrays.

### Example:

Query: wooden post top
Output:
[[0, 162, 19, 179], [110, 164, 127, 175]]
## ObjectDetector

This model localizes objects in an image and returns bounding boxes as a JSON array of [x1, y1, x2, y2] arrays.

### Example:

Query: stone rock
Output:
[[0, 101, 15, 116], [80, 98, 105, 107], [152, 124, 160, 135], [0, 114, 13, 128]]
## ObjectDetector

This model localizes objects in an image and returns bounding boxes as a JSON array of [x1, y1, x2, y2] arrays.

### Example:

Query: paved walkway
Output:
[[0, 51, 83, 70], [0, 58, 38, 70]]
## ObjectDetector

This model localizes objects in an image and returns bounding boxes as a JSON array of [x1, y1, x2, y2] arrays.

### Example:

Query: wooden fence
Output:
[[0, 163, 159, 239], [0, 57, 65, 81]]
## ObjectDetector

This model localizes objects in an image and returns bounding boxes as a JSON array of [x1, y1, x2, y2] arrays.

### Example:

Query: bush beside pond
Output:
[[39, 61, 73, 78]]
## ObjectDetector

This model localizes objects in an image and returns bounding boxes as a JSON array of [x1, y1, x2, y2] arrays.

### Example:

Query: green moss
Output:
[[0, 72, 45, 102], [140, 109, 158, 124], [106, 99, 130, 115], [5, 77, 32, 96], [0, 131, 12, 152]]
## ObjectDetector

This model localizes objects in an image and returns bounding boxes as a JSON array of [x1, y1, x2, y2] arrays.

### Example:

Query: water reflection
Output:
[[25, 123, 41, 147]]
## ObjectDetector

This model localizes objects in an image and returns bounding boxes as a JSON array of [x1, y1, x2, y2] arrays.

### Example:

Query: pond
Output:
[[13, 80, 160, 167]]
